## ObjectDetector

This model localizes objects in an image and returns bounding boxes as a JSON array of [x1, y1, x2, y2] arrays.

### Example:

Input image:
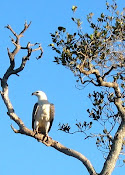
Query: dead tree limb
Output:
[[0, 23, 98, 175]]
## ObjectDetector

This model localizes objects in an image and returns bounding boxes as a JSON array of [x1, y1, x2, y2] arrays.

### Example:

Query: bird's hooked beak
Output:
[[32, 92, 35, 96]]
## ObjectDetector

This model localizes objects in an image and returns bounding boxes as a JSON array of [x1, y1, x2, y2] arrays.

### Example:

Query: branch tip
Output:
[[11, 124, 20, 133], [15, 73, 20, 77], [36, 47, 43, 60], [24, 21, 32, 29], [5, 24, 10, 29]]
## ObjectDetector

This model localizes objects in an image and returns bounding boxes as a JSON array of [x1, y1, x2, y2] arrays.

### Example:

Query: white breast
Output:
[[35, 103, 50, 134], [37, 103, 50, 121]]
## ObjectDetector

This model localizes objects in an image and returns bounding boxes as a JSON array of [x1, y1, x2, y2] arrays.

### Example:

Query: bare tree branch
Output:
[[9, 115, 97, 175], [0, 23, 98, 175], [19, 21, 32, 36], [1, 88, 97, 175]]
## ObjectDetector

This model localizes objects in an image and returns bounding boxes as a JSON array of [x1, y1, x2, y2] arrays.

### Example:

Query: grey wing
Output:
[[32, 103, 39, 130], [48, 103, 55, 132]]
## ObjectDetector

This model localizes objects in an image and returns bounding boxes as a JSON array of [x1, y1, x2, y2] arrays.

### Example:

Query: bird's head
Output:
[[32, 91, 48, 101]]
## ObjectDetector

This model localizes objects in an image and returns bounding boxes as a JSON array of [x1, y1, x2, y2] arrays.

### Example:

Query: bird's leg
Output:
[[42, 122, 50, 142], [33, 125, 39, 136]]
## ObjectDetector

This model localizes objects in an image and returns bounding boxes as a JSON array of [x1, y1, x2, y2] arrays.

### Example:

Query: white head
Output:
[[32, 90, 48, 101]]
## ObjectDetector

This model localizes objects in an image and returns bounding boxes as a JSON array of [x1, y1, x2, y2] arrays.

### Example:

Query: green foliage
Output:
[[87, 90, 120, 153], [58, 26, 66, 32], [50, 0, 125, 81], [71, 5, 77, 13], [50, 0, 125, 161], [50, 0, 125, 111], [58, 121, 93, 134]]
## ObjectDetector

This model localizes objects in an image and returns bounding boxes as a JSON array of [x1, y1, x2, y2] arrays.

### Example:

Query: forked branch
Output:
[[0, 23, 97, 175], [2, 22, 43, 83], [78, 64, 125, 175]]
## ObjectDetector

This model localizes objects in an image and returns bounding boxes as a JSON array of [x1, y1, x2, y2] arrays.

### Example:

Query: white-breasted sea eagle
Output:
[[32, 91, 55, 136]]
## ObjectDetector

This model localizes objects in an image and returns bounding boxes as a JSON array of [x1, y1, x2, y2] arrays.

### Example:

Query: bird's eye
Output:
[[36, 92, 38, 94]]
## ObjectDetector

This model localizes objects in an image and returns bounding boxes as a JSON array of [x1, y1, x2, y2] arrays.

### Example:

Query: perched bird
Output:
[[32, 91, 55, 137]]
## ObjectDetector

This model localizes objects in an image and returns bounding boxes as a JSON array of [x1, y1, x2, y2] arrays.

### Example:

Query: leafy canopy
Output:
[[50, 1, 125, 85], [50, 0, 125, 162]]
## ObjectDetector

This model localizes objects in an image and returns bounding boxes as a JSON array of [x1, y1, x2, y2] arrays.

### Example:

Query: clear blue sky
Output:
[[0, 0, 125, 175]]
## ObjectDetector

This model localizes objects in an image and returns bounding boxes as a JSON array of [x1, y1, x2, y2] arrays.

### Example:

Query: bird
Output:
[[32, 91, 55, 138]]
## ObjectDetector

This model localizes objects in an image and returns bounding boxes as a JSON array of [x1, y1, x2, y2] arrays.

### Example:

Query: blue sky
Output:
[[0, 0, 125, 175]]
